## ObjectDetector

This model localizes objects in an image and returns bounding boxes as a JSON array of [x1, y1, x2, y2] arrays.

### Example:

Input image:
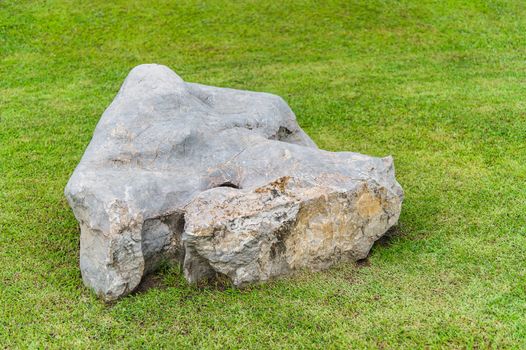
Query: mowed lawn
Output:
[[1, 0, 526, 348]]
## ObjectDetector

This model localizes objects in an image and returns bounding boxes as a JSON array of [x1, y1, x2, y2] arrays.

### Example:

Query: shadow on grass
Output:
[[127, 223, 408, 300]]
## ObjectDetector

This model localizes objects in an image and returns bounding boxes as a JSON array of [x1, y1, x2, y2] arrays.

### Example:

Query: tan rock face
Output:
[[183, 178, 402, 286]]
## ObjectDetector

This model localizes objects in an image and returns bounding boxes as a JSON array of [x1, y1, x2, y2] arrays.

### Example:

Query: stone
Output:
[[65, 64, 404, 301]]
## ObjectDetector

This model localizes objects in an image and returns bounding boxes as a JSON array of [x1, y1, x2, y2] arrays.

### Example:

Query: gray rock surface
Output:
[[65, 64, 404, 301]]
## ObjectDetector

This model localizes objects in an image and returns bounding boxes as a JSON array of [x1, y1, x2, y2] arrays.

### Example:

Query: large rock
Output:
[[65, 64, 404, 301]]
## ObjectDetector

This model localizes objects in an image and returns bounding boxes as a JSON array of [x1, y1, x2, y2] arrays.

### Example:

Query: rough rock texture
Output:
[[65, 64, 404, 301]]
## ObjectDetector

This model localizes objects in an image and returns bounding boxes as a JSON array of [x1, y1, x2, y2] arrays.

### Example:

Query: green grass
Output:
[[1, 0, 526, 348]]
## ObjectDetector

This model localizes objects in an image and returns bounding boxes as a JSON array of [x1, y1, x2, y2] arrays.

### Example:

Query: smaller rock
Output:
[[183, 175, 402, 286]]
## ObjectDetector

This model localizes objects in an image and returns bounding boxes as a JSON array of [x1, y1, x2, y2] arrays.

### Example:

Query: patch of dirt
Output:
[[134, 273, 166, 294], [355, 258, 371, 268]]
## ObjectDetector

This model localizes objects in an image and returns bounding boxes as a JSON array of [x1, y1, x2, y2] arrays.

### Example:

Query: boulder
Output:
[[65, 64, 403, 301]]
